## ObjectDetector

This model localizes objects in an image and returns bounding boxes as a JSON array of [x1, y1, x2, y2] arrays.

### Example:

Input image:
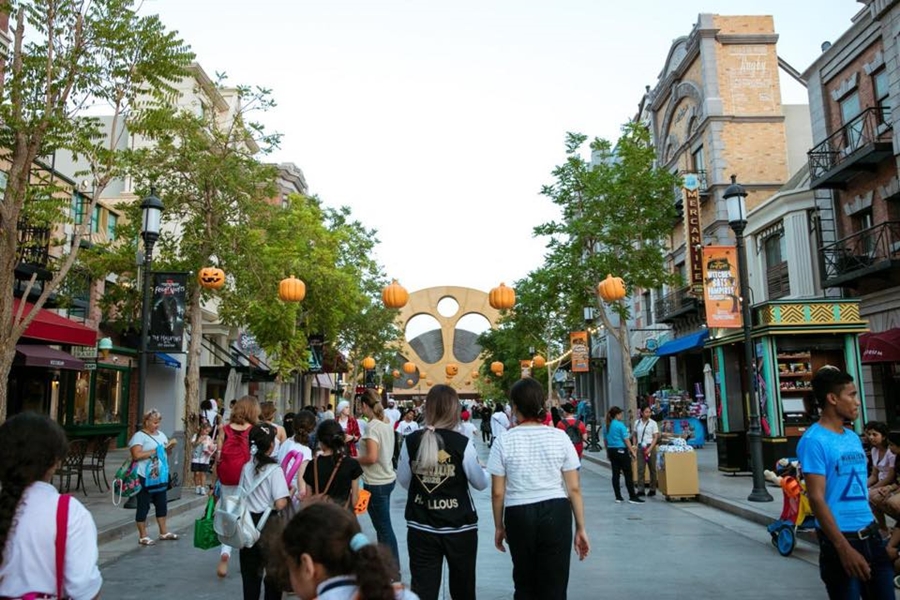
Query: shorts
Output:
[[191, 462, 211, 473]]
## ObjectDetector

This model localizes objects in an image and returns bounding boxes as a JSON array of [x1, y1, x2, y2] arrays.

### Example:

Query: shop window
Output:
[[841, 92, 863, 151], [642, 291, 652, 325], [107, 212, 118, 240], [764, 232, 790, 300], [67, 367, 129, 426], [874, 69, 892, 123]]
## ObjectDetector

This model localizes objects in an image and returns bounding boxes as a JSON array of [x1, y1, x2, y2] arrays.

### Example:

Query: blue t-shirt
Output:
[[797, 422, 872, 531], [606, 419, 629, 449]]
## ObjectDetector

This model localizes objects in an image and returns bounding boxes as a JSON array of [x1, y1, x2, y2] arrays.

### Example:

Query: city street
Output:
[[98, 439, 827, 599]]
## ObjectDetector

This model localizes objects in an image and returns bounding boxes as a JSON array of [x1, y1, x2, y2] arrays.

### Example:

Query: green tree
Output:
[[534, 123, 680, 421], [0, 0, 193, 422]]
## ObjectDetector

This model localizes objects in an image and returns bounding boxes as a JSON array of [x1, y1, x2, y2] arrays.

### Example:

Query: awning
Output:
[[861, 329, 900, 363], [632, 355, 660, 378], [12, 298, 97, 347], [14, 344, 85, 370], [154, 352, 181, 368], [656, 330, 709, 357], [312, 373, 334, 389]]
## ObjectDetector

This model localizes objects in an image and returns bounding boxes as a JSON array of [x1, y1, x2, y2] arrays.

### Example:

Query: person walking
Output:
[[488, 378, 590, 600], [337, 400, 362, 458], [605, 406, 643, 504], [798, 366, 894, 598], [277, 410, 317, 502], [0, 413, 103, 600], [633, 405, 659, 498], [398, 385, 489, 600], [480, 405, 493, 445], [259, 401, 287, 454], [489, 403, 510, 447], [556, 402, 587, 459], [304, 419, 363, 507], [358, 389, 400, 573], [129, 408, 179, 545]]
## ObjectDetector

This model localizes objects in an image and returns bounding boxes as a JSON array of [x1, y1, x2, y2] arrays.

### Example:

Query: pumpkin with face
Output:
[[198, 267, 225, 290], [445, 363, 459, 377]]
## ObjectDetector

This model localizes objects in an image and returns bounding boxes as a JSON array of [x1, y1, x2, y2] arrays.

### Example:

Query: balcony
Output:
[[654, 285, 701, 324], [15, 220, 52, 281], [820, 221, 900, 288], [808, 107, 893, 190]]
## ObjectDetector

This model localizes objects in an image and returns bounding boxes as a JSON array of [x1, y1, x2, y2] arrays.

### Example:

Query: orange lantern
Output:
[[488, 282, 516, 310], [362, 356, 376, 370], [402, 361, 417, 374], [445, 363, 459, 377], [392, 369, 400, 378], [198, 267, 226, 290], [471, 370, 479, 379], [532, 355, 546, 369], [597, 274, 626, 302], [426, 380, 433, 386], [381, 279, 409, 309], [406, 378, 414, 386], [279, 275, 306, 302], [490, 361, 504, 375]]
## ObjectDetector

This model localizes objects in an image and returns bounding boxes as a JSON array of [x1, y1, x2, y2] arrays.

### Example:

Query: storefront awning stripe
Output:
[[860, 329, 900, 363], [655, 330, 709, 357], [14, 344, 85, 370], [154, 352, 181, 368], [632, 355, 660, 378], [12, 298, 98, 347]]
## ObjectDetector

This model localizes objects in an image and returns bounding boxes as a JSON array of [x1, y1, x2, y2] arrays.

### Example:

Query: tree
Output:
[[534, 122, 680, 422], [0, 0, 193, 422]]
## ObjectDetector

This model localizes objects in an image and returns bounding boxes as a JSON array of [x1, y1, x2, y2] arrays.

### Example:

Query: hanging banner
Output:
[[683, 174, 704, 294], [571, 331, 589, 373], [701, 246, 742, 329], [148, 271, 188, 352]]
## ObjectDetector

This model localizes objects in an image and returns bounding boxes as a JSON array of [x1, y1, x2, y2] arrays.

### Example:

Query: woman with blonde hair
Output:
[[358, 389, 399, 571], [129, 408, 178, 545], [398, 385, 489, 600]]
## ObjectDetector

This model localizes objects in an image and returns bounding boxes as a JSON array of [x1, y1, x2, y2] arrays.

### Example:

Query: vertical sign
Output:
[[148, 272, 188, 352], [683, 173, 704, 294], [571, 331, 589, 373], [701, 246, 742, 329]]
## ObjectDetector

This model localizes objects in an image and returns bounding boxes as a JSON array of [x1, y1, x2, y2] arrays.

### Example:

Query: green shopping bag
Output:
[[193, 496, 219, 550]]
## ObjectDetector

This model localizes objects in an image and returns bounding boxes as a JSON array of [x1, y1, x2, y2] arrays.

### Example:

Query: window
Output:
[[764, 232, 790, 299], [874, 69, 892, 122], [676, 262, 687, 286], [853, 209, 875, 256], [692, 146, 705, 172], [107, 213, 118, 240], [642, 291, 653, 325], [71, 192, 86, 225], [68, 367, 129, 426], [91, 205, 101, 233], [841, 92, 863, 151]]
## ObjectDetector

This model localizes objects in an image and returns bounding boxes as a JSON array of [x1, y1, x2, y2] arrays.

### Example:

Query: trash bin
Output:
[[716, 431, 749, 473]]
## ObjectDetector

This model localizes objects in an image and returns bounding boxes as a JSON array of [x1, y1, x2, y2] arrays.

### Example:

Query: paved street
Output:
[[96, 437, 835, 599]]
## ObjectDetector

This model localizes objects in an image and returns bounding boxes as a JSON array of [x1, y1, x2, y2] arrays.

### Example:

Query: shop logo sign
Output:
[[683, 179, 704, 294], [571, 331, 589, 373]]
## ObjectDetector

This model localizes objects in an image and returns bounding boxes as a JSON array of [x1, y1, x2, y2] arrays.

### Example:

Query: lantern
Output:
[[392, 369, 400, 378], [465, 380, 471, 386], [445, 363, 459, 377], [402, 361, 417, 374], [471, 370, 479, 379], [488, 282, 516, 310], [597, 274, 626, 302], [406, 378, 414, 386], [199, 267, 226, 290], [362, 356, 376, 370], [381, 279, 409, 309], [532, 355, 546, 369], [490, 361, 504, 375], [279, 275, 306, 302], [426, 380, 433, 386]]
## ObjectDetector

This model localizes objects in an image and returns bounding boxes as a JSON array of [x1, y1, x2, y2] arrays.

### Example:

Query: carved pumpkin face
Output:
[[445, 363, 459, 377], [199, 267, 225, 290]]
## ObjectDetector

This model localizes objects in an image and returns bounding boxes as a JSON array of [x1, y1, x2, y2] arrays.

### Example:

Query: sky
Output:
[[141, 0, 861, 298]]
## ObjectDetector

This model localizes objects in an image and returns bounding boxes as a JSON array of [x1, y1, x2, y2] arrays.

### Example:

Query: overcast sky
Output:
[[142, 0, 860, 298]]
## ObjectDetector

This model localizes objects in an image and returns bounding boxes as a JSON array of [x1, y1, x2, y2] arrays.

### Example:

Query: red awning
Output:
[[12, 298, 97, 347], [14, 344, 85, 370], [860, 329, 900, 364]]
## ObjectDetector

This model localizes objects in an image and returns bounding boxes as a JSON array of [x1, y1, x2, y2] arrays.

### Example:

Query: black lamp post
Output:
[[584, 306, 602, 452], [724, 175, 772, 503], [137, 187, 164, 417]]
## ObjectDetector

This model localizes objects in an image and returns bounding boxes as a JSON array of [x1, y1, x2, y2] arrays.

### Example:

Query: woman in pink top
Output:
[[867, 421, 897, 535]]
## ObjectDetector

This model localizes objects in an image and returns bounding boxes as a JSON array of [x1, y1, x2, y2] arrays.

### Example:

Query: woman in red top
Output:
[[337, 400, 362, 457]]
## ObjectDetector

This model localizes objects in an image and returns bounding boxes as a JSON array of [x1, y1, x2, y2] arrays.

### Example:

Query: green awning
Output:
[[632, 355, 660, 378]]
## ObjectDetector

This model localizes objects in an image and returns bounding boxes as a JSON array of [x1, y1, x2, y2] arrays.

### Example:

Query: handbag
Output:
[[112, 458, 142, 505], [354, 488, 372, 515], [193, 496, 219, 550]]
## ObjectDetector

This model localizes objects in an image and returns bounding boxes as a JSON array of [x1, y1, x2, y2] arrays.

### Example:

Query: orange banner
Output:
[[571, 331, 589, 372], [702, 246, 742, 329]]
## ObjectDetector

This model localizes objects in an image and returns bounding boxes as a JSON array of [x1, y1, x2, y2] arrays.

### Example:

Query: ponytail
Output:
[[606, 406, 622, 430], [354, 544, 396, 600], [292, 410, 317, 447], [416, 385, 460, 470]]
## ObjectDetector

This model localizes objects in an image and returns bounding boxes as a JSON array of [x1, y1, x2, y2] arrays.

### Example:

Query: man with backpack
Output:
[[557, 402, 588, 459]]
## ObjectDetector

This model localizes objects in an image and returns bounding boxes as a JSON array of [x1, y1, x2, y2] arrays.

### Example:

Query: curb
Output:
[[97, 493, 209, 546]]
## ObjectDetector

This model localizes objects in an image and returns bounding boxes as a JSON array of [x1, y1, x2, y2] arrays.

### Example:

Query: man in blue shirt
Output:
[[797, 366, 893, 598]]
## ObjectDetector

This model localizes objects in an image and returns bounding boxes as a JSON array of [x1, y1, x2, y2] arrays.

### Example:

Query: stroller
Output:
[[764, 458, 815, 557]]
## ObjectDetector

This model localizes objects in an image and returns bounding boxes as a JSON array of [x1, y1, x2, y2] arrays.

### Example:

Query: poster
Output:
[[148, 271, 187, 352], [701, 246, 742, 329], [571, 331, 589, 373]]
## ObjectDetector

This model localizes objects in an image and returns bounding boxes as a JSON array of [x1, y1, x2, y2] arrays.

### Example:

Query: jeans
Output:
[[607, 448, 636, 500], [408, 528, 477, 600], [365, 481, 400, 570], [817, 529, 895, 599], [504, 498, 573, 600], [135, 476, 168, 522]]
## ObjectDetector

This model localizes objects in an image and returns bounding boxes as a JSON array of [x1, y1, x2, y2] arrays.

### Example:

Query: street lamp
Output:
[[138, 187, 164, 417], [724, 175, 772, 503], [583, 306, 602, 452]]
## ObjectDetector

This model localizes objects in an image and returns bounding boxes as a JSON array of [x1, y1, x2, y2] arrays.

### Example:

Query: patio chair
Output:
[[57, 438, 88, 496], [84, 435, 113, 491]]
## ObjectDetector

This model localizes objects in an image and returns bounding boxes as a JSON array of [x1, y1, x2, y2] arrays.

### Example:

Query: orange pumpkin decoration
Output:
[[471, 370, 479, 379], [597, 274, 626, 302], [488, 282, 516, 310], [199, 267, 226, 290], [381, 279, 409, 309], [445, 363, 459, 377], [532, 355, 546, 369], [279, 275, 306, 302], [426, 380, 433, 386], [402, 361, 417, 374], [406, 378, 414, 386], [392, 369, 400, 378], [362, 356, 376, 370], [490, 361, 504, 375]]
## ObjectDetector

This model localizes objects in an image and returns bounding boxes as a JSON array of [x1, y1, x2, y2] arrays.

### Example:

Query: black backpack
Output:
[[562, 419, 582, 445]]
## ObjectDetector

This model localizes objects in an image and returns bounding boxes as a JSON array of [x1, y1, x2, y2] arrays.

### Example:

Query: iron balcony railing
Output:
[[821, 221, 900, 285], [15, 220, 51, 270], [807, 106, 893, 184], [654, 285, 699, 323]]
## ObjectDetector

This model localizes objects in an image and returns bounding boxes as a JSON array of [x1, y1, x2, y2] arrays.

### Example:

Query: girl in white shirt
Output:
[[276, 410, 316, 502], [0, 413, 102, 600]]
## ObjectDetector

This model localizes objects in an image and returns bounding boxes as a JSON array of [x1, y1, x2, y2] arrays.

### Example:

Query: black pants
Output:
[[239, 512, 280, 600], [135, 477, 167, 522], [408, 528, 477, 600], [504, 498, 572, 600], [607, 448, 636, 500]]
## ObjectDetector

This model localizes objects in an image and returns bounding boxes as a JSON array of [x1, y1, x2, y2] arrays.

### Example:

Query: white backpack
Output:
[[214, 464, 279, 549]]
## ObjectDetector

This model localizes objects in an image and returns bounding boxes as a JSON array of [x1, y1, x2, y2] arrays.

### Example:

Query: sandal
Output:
[[158, 532, 179, 541], [139, 537, 156, 546]]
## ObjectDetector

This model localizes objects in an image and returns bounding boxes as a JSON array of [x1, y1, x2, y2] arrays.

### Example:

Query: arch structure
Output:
[[393, 286, 501, 398]]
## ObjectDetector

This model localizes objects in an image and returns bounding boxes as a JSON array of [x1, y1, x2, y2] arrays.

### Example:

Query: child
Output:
[[276, 410, 316, 504], [191, 422, 217, 494], [281, 502, 418, 600], [303, 419, 363, 508]]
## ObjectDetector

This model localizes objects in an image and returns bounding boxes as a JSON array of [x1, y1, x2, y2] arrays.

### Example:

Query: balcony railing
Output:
[[765, 261, 790, 300], [821, 221, 900, 287], [807, 106, 893, 189], [654, 285, 700, 324], [15, 220, 52, 280]]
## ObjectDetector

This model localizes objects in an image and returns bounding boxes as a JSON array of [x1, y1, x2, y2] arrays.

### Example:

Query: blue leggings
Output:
[[135, 477, 168, 522]]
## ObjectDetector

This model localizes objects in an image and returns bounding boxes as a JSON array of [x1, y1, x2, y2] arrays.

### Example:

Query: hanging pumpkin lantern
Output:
[[488, 282, 516, 310], [465, 380, 471, 386], [392, 369, 400, 379], [532, 355, 546, 369], [426, 380, 433, 386], [402, 361, 417, 374], [490, 361, 504, 375], [279, 275, 306, 302], [362, 356, 376, 370], [198, 267, 226, 290], [406, 378, 414, 386], [471, 370, 479, 379], [597, 274, 626, 302], [445, 363, 459, 377], [381, 279, 409, 309]]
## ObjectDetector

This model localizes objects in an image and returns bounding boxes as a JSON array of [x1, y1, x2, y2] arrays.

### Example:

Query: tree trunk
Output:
[[0, 345, 15, 421], [182, 285, 203, 485], [593, 298, 638, 426]]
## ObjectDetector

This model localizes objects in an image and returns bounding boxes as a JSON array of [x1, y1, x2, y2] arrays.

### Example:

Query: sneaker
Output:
[[195, 486, 202, 495], [636, 491, 646, 497], [628, 497, 645, 504], [615, 498, 624, 503], [648, 490, 656, 497]]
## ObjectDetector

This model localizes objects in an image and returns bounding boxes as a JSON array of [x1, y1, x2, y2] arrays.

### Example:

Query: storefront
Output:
[[708, 299, 867, 472], [860, 329, 900, 427]]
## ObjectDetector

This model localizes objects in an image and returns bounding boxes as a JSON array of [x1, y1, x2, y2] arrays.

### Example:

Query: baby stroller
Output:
[[764, 458, 815, 557]]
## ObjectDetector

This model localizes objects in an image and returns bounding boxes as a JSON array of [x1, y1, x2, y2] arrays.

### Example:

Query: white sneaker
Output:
[[195, 486, 203, 495]]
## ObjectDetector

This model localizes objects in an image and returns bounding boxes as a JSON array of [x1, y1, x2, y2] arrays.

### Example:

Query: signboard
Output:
[[71, 346, 98, 360], [308, 334, 324, 373], [571, 331, 589, 373], [646, 338, 658, 352], [701, 246, 742, 329], [683, 175, 704, 294], [148, 271, 188, 353]]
